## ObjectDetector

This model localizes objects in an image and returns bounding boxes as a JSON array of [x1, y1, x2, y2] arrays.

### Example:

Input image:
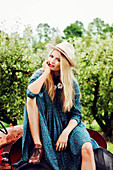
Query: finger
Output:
[[58, 143, 62, 151], [56, 143, 59, 151], [46, 60, 50, 65], [42, 61, 46, 67], [56, 145, 58, 151], [61, 143, 65, 151], [64, 143, 67, 150], [46, 60, 48, 64]]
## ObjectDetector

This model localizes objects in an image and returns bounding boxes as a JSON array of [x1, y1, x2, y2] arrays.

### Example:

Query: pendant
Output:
[[54, 82, 63, 90]]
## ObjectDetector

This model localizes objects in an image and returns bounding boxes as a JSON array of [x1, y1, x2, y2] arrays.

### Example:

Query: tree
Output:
[[63, 21, 85, 39], [69, 34, 113, 138], [87, 18, 113, 38], [36, 23, 51, 42], [32, 23, 62, 52], [103, 23, 113, 36], [0, 29, 43, 125]]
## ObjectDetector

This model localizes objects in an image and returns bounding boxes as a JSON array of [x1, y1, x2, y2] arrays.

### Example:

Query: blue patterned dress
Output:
[[21, 68, 99, 170]]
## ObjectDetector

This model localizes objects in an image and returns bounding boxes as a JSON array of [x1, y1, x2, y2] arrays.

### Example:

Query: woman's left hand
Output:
[[56, 130, 69, 151]]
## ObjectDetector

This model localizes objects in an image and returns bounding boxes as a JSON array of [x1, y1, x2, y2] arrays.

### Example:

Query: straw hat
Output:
[[47, 41, 75, 67]]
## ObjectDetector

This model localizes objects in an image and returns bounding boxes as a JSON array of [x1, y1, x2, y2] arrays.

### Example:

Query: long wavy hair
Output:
[[45, 50, 75, 112]]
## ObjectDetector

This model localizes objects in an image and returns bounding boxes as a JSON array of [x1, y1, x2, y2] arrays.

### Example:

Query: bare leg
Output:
[[26, 97, 42, 145], [81, 142, 96, 170]]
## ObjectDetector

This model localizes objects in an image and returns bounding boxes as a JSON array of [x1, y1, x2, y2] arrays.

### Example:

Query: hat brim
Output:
[[47, 44, 75, 67]]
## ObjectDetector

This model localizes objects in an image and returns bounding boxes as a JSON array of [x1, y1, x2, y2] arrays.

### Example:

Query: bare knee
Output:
[[81, 142, 93, 161]]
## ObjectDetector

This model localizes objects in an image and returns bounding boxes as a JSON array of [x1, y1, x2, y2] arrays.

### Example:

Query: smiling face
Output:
[[48, 50, 61, 71]]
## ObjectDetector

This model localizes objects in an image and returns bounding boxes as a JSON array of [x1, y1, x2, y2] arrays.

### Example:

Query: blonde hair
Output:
[[60, 55, 74, 112], [45, 51, 74, 112]]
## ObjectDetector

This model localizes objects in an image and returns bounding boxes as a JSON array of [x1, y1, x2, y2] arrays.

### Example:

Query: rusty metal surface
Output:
[[0, 125, 23, 170], [0, 125, 23, 149]]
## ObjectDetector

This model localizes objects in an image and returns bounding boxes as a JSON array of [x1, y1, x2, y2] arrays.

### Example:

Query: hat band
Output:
[[56, 47, 68, 57], [56, 46, 72, 65]]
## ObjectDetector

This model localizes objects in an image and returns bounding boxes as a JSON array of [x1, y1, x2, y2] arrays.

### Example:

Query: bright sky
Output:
[[0, 0, 113, 34]]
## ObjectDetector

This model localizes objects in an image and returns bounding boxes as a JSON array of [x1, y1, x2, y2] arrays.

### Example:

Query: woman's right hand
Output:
[[42, 60, 51, 74]]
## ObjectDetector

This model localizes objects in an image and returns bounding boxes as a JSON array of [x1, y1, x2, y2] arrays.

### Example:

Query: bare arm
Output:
[[56, 119, 78, 151], [64, 119, 78, 135], [28, 61, 50, 94]]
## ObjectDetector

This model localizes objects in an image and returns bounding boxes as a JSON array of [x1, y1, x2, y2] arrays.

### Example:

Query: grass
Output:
[[0, 121, 9, 128], [85, 120, 101, 131], [107, 142, 113, 153], [0, 120, 23, 129]]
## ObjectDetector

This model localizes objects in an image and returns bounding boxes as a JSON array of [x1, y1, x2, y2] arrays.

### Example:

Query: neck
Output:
[[52, 70, 60, 77]]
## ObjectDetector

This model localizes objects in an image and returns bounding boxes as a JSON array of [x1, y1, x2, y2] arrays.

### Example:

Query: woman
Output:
[[21, 41, 99, 170]]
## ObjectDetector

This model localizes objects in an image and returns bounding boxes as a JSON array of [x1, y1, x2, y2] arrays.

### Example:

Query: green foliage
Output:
[[69, 34, 113, 137], [0, 29, 44, 125], [32, 23, 62, 52], [0, 121, 9, 128], [85, 120, 101, 132], [36, 23, 51, 42], [87, 18, 113, 38], [107, 142, 113, 153], [63, 21, 84, 39], [63, 18, 113, 39]]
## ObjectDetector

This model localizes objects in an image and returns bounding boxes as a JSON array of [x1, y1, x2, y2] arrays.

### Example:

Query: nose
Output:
[[51, 57, 55, 64]]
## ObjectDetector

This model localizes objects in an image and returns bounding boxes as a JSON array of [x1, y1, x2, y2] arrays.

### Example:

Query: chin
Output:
[[52, 69, 60, 72], [50, 67, 57, 71]]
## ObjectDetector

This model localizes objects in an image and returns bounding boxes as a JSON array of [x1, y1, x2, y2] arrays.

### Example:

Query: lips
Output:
[[49, 64, 54, 68]]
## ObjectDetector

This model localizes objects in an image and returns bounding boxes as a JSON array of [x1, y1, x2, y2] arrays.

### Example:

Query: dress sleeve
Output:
[[26, 68, 44, 99], [69, 79, 82, 124]]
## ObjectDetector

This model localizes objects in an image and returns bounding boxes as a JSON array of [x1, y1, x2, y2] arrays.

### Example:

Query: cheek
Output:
[[56, 62, 60, 68]]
